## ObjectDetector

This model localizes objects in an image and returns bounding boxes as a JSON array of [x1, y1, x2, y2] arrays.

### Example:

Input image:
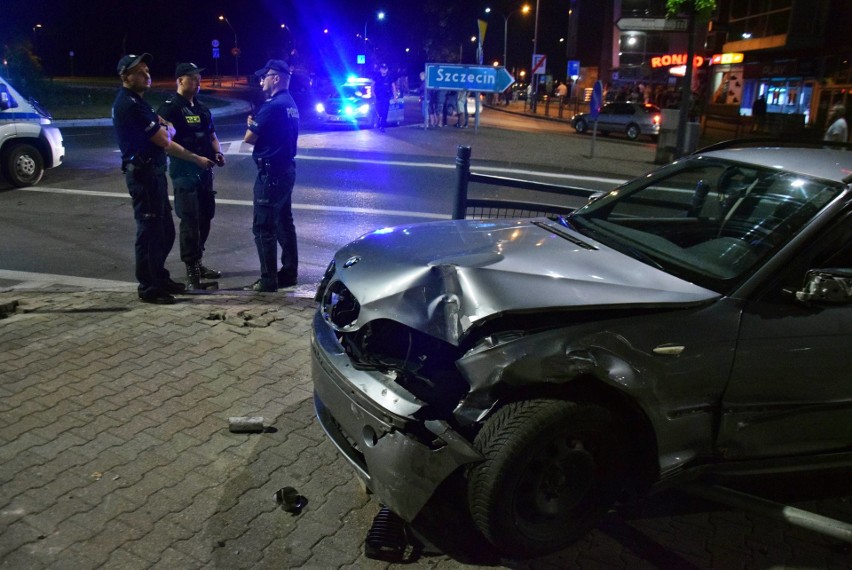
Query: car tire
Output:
[[573, 118, 588, 134], [626, 123, 641, 141], [3, 143, 44, 187], [467, 399, 626, 558]]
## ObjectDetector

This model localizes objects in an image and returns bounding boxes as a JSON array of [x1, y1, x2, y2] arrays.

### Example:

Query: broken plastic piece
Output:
[[365, 505, 410, 562]]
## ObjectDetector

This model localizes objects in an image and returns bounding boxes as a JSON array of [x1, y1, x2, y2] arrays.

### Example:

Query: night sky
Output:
[[4, 0, 578, 81]]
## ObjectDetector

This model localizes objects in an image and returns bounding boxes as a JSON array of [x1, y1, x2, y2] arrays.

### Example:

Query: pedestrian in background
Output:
[[373, 63, 397, 132], [455, 89, 469, 128], [441, 90, 455, 126], [112, 53, 214, 305], [428, 88, 439, 127], [157, 63, 225, 290], [752, 94, 767, 133], [243, 59, 300, 292], [824, 103, 848, 143]]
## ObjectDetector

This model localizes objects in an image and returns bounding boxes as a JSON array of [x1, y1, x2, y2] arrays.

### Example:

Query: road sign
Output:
[[616, 17, 688, 32], [567, 60, 580, 79], [531, 54, 546, 76], [211, 39, 220, 48], [590, 80, 603, 119], [425, 64, 514, 93], [212, 48, 220, 59]]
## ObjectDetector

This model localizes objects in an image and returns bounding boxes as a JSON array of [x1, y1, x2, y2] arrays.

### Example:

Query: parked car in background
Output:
[[0, 76, 64, 187], [572, 101, 661, 141], [312, 140, 852, 558], [315, 77, 404, 129]]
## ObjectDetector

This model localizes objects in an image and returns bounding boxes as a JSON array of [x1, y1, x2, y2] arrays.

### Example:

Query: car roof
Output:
[[697, 147, 852, 184]]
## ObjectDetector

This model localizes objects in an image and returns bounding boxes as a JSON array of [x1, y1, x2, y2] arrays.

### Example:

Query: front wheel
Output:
[[573, 118, 588, 134], [467, 399, 625, 558], [3, 143, 45, 187], [626, 123, 641, 140]]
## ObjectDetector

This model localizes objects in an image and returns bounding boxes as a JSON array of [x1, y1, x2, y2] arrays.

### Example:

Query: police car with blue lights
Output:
[[0, 76, 64, 187], [315, 77, 404, 128]]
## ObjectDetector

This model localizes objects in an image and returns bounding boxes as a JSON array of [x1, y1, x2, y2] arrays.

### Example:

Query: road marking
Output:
[[0, 269, 135, 289], [19, 187, 450, 220], [218, 140, 627, 186]]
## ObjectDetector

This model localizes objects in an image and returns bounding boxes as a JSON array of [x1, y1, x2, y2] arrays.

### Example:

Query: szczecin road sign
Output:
[[425, 64, 514, 93]]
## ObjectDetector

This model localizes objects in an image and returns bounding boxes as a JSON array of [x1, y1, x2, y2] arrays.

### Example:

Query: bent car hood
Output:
[[325, 219, 718, 345]]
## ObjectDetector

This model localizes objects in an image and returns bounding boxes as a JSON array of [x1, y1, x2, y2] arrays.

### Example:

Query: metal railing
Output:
[[452, 145, 597, 220]]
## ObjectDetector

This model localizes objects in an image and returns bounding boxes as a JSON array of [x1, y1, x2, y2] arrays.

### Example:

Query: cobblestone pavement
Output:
[[1, 288, 850, 569]]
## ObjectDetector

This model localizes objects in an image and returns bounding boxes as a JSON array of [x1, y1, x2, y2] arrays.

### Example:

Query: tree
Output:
[[666, 0, 716, 18]]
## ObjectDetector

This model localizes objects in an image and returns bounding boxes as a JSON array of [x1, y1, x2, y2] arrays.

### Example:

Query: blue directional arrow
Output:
[[495, 67, 515, 92]]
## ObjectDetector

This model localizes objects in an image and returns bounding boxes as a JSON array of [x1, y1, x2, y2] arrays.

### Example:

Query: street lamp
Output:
[[32, 24, 43, 54], [459, 36, 476, 63], [364, 11, 386, 69], [218, 15, 239, 79], [484, 4, 531, 69]]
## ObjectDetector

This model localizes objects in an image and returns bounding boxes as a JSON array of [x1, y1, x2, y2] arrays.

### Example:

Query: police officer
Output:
[[112, 53, 214, 305], [157, 62, 225, 290], [373, 63, 398, 132], [243, 59, 300, 292]]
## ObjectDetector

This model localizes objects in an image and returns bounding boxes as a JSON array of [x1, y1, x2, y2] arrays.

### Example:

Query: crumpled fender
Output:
[[453, 326, 656, 426]]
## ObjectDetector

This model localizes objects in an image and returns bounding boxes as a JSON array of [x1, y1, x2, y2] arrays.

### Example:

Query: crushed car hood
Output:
[[326, 219, 718, 345]]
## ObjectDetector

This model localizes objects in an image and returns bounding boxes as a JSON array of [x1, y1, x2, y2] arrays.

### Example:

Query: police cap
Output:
[[175, 62, 205, 78], [254, 59, 290, 77], [117, 53, 152, 75]]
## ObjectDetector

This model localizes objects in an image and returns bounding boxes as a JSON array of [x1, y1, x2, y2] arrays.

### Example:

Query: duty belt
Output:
[[123, 163, 167, 175], [255, 157, 295, 174]]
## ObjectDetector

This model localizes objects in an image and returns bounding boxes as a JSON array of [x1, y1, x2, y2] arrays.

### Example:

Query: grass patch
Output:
[[23, 79, 228, 120]]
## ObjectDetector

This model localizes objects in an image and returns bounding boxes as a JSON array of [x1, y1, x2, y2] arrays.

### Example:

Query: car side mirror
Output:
[[794, 268, 852, 305]]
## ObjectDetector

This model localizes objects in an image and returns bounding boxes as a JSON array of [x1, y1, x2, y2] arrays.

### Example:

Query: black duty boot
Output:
[[186, 262, 203, 290], [199, 263, 221, 279], [187, 262, 219, 291]]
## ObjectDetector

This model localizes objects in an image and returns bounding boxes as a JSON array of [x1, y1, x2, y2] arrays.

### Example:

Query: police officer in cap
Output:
[[157, 62, 225, 290], [112, 53, 214, 305], [243, 59, 300, 292]]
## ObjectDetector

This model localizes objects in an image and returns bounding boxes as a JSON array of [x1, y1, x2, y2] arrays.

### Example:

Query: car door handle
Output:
[[653, 344, 685, 356]]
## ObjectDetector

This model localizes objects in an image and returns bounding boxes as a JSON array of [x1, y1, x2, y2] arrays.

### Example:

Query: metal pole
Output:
[[675, 7, 697, 157], [503, 16, 508, 69], [531, 0, 541, 112], [682, 483, 852, 544], [453, 146, 472, 220]]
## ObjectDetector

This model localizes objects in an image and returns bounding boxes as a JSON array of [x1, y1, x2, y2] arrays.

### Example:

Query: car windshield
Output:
[[333, 85, 371, 100], [567, 156, 844, 292]]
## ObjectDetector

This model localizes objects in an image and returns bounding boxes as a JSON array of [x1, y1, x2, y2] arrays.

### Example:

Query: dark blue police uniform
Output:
[[248, 78, 300, 291], [156, 93, 217, 266], [112, 85, 177, 301], [373, 66, 395, 130]]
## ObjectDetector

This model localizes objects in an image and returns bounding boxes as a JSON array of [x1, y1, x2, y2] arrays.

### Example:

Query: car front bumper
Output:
[[311, 310, 482, 521]]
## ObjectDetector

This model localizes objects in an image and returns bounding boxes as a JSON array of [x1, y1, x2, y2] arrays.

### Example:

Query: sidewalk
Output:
[[1, 290, 850, 569]]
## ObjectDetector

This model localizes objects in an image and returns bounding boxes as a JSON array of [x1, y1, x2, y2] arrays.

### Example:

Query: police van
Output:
[[0, 76, 65, 187]]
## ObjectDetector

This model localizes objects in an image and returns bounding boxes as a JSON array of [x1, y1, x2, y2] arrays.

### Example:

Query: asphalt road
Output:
[[0, 106, 632, 292]]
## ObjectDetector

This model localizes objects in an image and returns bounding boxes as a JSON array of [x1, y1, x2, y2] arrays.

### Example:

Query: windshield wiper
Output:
[[532, 220, 597, 250]]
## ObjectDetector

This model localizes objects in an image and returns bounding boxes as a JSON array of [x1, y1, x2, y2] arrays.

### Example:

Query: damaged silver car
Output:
[[311, 143, 852, 558]]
